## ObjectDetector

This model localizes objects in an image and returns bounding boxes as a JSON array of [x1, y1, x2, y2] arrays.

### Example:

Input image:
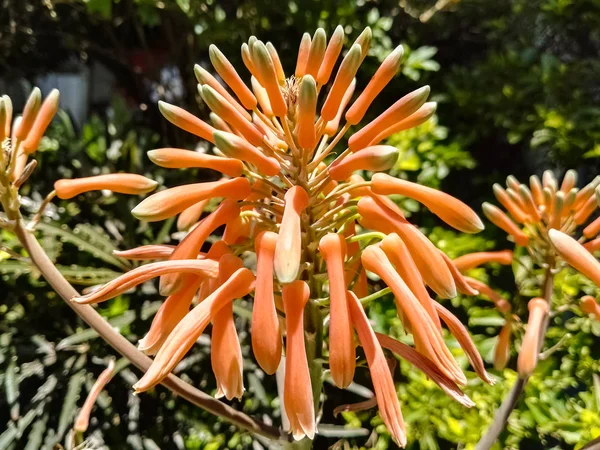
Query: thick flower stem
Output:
[[12, 216, 289, 443], [476, 261, 555, 450]]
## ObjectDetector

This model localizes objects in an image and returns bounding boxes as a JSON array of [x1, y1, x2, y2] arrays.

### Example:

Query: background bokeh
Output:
[[1, 0, 600, 449]]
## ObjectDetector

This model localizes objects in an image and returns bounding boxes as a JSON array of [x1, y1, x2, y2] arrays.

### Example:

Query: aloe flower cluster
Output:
[[2, 28, 499, 446], [479, 171, 600, 378]]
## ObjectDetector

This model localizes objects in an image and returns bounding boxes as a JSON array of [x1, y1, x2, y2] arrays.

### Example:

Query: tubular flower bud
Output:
[[251, 41, 287, 117], [14, 87, 41, 141], [22, 89, 59, 153], [517, 298, 548, 378], [574, 195, 597, 225], [252, 232, 282, 374], [493, 184, 529, 223], [297, 75, 318, 150], [482, 203, 529, 247], [494, 321, 512, 371], [349, 86, 430, 152], [74, 360, 116, 433], [2, 94, 12, 138], [518, 185, 541, 222], [0, 100, 6, 142], [561, 169, 577, 193], [346, 45, 404, 125], [114, 244, 176, 260], [584, 216, 600, 239], [132, 178, 249, 222], [453, 250, 513, 272], [213, 130, 280, 176], [295, 33, 312, 77], [328, 146, 398, 181], [580, 296, 600, 320], [529, 175, 544, 206], [353, 27, 372, 64], [319, 233, 355, 388], [274, 186, 309, 283], [134, 267, 255, 392], [194, 64, 252, 121], [317, 25, 345, 85], [584, 237, 600, 253], [324, 79, 356, 136], [158, 101, 216, 143], [321, 44, 363, 121], [282, 281, 315, 441], [347, 292, 407, 447], [440, 252, 480, 296], [266, 43, 286, 85], [372, 174, 484, 233], [177, 199, 209, 231], [209, 44, 257, 110], [464, 277, 511, 313], [54, 174, 158, 199], [369, 102, 437, 147], [305, 28, 327, 78], [251, 76, 273, 116], [549, 229, 600, 286], [147, 148, 243, 177]]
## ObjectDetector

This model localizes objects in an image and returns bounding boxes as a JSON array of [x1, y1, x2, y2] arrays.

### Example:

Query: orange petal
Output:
[[517, 298, 548, 378], [133, 266, 255, 392], [114, 244, 176, 260], [213, 130, 280, 176], [347, 292, 407, 447], [482, 202, 529, 247], [324, 79, 356, 136], [54, 174, 158, 199], [147, 148, 243, 177], [282, 280, 315, 441], [319, 233, 355, 388], [22, 89, 59, 153], [160, 199, 240, 295], [252, 231, 282, 374], [71, 259, 218, 305], [549, 229, 600, 287], [464, 277, 511, 313], [158, 100, 216, 143], [305, 28, 327, 78], [297, 75, 318, 150], [321, 44, 362, 122], [209, 45, 257, 110], [138, 277, 203, 355], [580, 295, 600, 320], [132, 178, 249, 222], [177, 200, 209, 231], [316, 25, 345, 85], [348, 86, 429, 152], [328, 146, 398, 181], [372, 174, 484, 233], [345, 45, 404, 125], [74, 359, 116, 433], [274, 186, 309, 283], [453, 250, 513, 272], [295, 33, 312, 77], [494, 321, 512, 371]]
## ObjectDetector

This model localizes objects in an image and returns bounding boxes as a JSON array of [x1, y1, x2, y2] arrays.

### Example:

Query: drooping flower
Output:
[[517, 298, 548, 378]]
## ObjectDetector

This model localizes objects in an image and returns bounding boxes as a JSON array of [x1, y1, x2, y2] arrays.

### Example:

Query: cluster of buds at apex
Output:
[[53, 27, 493, 445]]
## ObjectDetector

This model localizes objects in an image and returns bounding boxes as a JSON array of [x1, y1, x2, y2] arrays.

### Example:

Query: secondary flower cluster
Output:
[[15, 28, 496, 445]]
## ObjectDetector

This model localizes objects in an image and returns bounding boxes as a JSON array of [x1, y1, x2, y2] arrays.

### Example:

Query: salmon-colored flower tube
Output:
[[282, 280, 315, 441], [529, 175, 544, 206], [493, 184, 529, 223], [369, 102, 437, 147], [13, 87, 41, 141], [353, 27, 372, 64], [297, 75, 318, 150], [434, 302, 495, 384], [305, 28, 326, 78], [328, 146, 398, 181], [71, 259, 218, 305], [580, 295, 600, 320], [158, 101, 216, 143], [324, 79, 356, 136], [439, 252, 480, 296], [211, 254, 245, 400], [147, 148, 243, 177], [114, 244, 176, 260], [549, 229, 600, 286], [213, 130, 280, 176], [266, 43, 285, 85], [372, 174, 484, 233], [22, 89, 59, 153], [295, 33, 312, 77], [321, 44, 362, 121], [482, 202, 529, 247], [574, 195, 598, 225], [134, 267, 255, 392], [494, 321, 512, 371], [346, 45, 404, 125], [319, 233, 355, 388], [560, 169, 577, 193], [357, 196, 457, 298], [380, 233, 441, 329], [517, 298, 548, 378], [348, 86, 429, 152], [252, 231, 282, 374], [573, 177, 600, 209], [584, 237, 600, 253], [347, 292, 407, 447], [362, 246, 466, 385], [159, 199, 241, 295], [464, 277, 511, 313], [251, 77, 273, 116], [209, 45, 257, 110], [251, 41, 287, 117], [138, 277, 203, 355], [583, 215, 600, 239], [131, 178, 249, 222], [316, 25, 345, 86], [274, 186, 309, 283], [54, 174, 158, 199], [177, 199, 209, 231], [1, 94, 11, 138], [74, 359, 116, 433], [453, 250, 513, 272]]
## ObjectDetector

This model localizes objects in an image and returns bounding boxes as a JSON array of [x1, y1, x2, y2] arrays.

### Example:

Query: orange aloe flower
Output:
[[464, 277, 512, 313], [439, 252, 480, 296], [549, 229, 600, 286], [113, 244, 176, 260], [147, 148, 243, 177], [282, 280, 315, 441], [22, 89, 60, 153], [74, 359, 116, 433], [328, 145, 398, 181], [54, 174, 158, 199], [453, 250, 513, 272], [580, 295, 600, 320], [482, 202, 529, 247], [517, 298, 548, 378], [494, 321, 512, 371], [177, 200, 209, 231]]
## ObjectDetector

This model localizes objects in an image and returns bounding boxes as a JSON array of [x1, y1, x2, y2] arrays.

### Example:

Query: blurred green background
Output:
[[1, 0, 600, 449]]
